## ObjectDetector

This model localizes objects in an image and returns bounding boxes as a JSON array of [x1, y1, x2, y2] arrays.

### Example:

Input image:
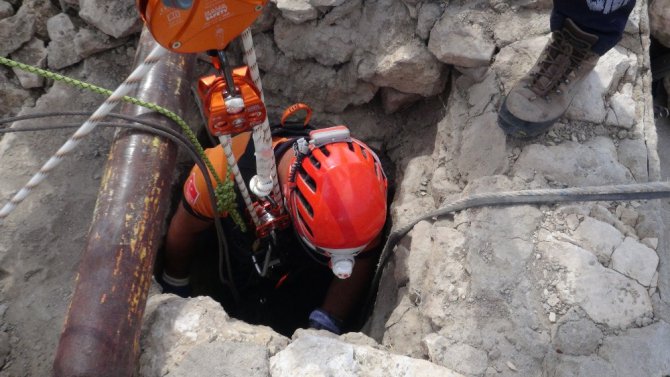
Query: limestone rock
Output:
[[73, 27, 126, 58], [46, 13, 75, 40], [617, 138, 648, 182], [546, 354, 615, 377], [0, 76, 31, 116], [428, 13, 496, 67], [139, 295, 289, 376], [610, 237, 659, 287], [567, 47, 633, 124], [20, 0, 58, 39], [416, 1, 442, 41], [78, 0, 142, 38], [273, 15, 358, 66], [553, 317, 603, 356], [168, 342, 270, 377], [424, 334, 489, 376], [0, 1, 13, 19], [380, 87, 422, 114], [381, 293, 432, 358], [255, 32, 377, 112], [650, 0, 670, 47], [492, 10, 550, 47], [540, 240, 652, 329], [492, 35, 549, 91], [46, 13, 81, 70], [513, 137, 633, 187], [251, 2, 278, 33], [465, 201, 543, 295], [270, 332, 466, 377], [0, 331, 9, 368], [455, 66, 489, 82], [571, 216, 624, 265], [321, 0, 361, 24], [457, 112, 508, 181], [275, 0, 317, 24], [9, 37, 47, 88], [311, 0, 347, 6], [0, 6, 35, 57], [598, 321, 670, 376], [357, 39, 448, 96], [605, 83, 636, 129]]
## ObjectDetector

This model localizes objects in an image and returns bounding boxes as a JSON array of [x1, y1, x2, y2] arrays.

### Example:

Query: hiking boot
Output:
[[498, 18, 601, 139]]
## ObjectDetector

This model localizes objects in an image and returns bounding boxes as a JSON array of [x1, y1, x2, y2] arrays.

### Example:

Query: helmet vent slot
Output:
[[360, 147, 368, 159], [299, 168, 317, 192], [308, 155, 321, 169], [297, 210, 314, 237], [295, 188, 314, 217], [347, 142, 354, 152], [319, 145, 330, 157]]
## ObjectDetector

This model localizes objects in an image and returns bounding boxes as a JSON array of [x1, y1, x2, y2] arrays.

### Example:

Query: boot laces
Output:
[[530, 29, 592, 97]]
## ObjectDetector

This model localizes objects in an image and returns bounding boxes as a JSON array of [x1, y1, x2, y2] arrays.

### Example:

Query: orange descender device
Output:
[[196, 64, 266, 136], [136, 0, 267, 53]]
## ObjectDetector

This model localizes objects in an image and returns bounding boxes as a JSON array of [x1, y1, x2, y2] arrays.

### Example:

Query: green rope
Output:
[[0, 56, 246, 231]]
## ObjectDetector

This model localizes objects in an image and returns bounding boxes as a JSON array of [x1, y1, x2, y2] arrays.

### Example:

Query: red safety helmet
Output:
[[283, 126, 388, 279]]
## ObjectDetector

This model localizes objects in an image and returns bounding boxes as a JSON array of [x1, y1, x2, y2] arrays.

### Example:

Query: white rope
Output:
[[219, 135, 260, 226], [240, 28, 283, 208], [0, 45, 168, 224]]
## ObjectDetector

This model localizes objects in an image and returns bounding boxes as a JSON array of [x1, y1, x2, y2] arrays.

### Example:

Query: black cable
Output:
[[0, 112, 240, 302]]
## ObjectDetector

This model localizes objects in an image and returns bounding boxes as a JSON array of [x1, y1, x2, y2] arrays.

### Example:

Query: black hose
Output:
[[361, 181, 670, 324]]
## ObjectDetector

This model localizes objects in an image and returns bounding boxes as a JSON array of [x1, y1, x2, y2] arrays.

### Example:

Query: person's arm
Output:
[[163, 201, 212, 279]]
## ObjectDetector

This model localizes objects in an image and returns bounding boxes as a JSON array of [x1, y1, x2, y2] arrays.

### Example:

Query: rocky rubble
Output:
[[0, 0, 669, 376]]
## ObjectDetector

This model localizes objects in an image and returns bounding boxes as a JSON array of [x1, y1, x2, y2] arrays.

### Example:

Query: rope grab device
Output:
[[139, 0, 289, 243]]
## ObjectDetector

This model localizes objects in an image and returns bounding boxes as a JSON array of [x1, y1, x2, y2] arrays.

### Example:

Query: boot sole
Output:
[[498, 96, 560, 139]]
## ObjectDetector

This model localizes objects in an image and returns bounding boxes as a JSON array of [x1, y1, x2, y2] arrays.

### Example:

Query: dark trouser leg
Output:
[[551, 0, 636, 55]]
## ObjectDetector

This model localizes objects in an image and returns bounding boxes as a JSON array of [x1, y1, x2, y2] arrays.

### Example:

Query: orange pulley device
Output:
[[196, 65, 266, 136], [136, 0, 267, 53]]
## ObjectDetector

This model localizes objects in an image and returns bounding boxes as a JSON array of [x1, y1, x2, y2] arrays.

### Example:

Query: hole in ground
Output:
[[156, 139, 396, 338]]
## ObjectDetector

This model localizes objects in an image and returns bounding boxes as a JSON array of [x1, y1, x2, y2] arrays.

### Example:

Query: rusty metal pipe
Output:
[[53, 29, 195, 377]]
